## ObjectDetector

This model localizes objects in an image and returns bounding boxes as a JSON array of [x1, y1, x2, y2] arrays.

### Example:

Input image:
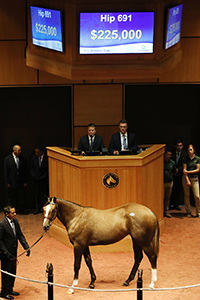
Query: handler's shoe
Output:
[[10, 291, 20, 296]]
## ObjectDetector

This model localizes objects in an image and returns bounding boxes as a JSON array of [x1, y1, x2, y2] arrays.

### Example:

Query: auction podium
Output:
[[47, 145, 165, 252]]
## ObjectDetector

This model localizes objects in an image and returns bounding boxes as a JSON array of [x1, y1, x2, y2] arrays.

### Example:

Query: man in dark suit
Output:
[[30, 145, 49, 214], [109, 119, 138, 155], [170, 140, 187, 210], [4, 145, 28, 214], [0, 205, 30, 299], [77, 123, 105, 155]]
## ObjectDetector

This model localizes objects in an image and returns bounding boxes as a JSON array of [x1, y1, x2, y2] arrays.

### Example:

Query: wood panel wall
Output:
[[0, 2, 37, 85], [0, 2, 26, 39], [73, 85, 123, 148]]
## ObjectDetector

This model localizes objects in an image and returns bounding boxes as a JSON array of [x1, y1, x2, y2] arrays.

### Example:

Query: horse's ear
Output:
[[53, 197, 56, 203], [43, 196, 50, 207]]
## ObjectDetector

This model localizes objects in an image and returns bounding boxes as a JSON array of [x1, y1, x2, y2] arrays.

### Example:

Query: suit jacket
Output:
[[108, 132, 138, 154], [171, 150, 187, 176], [4, 154, 28, 188], [30, 153, 48, 186], [78, 135, 105, 152], [0, 216, 29, 257]]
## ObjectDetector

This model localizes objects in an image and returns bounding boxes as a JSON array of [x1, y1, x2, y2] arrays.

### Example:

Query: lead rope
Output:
[[18, 231, 47, 258], [10, 231, 47, 262]]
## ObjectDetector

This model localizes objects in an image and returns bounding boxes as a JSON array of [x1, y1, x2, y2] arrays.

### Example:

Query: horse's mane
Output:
[[56, 198, 92, 209]]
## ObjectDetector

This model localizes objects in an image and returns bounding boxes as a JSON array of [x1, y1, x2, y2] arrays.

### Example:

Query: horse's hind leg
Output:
[[143, 245, 157, 288], [123, 240, 143, 286], [83, 246, 96, 289]]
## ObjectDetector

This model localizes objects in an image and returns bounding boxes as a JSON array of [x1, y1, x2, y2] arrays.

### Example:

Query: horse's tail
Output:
[[152, 218, 160, 256]]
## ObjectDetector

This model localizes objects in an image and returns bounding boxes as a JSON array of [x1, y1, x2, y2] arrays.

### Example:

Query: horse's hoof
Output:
[[123, 281, 129, 286], [89, 284, 95, 289], [149, 283, 155, 289], [67, 288, 74, 294]]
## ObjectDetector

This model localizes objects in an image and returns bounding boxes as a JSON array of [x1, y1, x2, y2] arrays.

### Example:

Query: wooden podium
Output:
[[47, 145, 165, 252]]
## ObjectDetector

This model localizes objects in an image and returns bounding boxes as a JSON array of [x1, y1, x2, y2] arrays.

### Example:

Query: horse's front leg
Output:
[[67, 245, 84, 294], [83, 246, 96, 289]]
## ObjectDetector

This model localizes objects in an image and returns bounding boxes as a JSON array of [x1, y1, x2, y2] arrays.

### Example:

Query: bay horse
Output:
[[42, 197, 159, 291]]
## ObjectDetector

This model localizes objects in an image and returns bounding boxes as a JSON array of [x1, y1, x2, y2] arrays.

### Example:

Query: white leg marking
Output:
[[67, 279, 79, 294], [149, 269, 157, 289], [72, 279, 78, 286]]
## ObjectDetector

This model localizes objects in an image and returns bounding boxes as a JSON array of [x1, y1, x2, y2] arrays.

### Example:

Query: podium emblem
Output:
[[103, 173, 119, 189]]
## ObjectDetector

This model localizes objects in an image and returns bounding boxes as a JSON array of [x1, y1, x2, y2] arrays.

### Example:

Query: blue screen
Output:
[[30, 6, 63, 52], [165, 4, 183, 49], [79, 12, 154, 54]]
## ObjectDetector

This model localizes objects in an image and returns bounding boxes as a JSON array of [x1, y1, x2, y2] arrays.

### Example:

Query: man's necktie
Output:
[[176, 152, 180, 164], [16, 157, 19, 169], [39, 157, 42, 167], [90, 137, 94, 150], [91, 138, 94, 149], [123, 135, 127, 150], [11, 221, 16, 236]]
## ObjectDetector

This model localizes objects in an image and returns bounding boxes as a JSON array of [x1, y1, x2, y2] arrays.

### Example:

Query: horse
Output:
[[42, 197, 159, 292]]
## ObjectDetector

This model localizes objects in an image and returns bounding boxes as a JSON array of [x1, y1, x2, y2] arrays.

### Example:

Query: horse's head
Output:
[[42, 197, 58, 231], [106, 175, 116, 185]]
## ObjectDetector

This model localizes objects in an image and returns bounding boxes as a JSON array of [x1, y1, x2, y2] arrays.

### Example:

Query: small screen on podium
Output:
[[79, 12, 154, 54], [30, 6, 63, 52], [165, 4, 183, 50]]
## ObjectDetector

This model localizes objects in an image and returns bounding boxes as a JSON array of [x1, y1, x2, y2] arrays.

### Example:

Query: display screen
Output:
[[79, 12, 154, 54], [30, 6, 63, 52], [165, 4, 183, 50]]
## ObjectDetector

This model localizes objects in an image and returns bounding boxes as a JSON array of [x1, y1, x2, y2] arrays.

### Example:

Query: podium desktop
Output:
[[46, 144, 165, 252]]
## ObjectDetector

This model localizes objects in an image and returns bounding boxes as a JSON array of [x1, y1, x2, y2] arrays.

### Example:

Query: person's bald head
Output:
[[13, 145, 21, 157]]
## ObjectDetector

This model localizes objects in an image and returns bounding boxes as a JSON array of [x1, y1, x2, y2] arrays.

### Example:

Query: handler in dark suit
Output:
[[0, 205, 30, 299], [77, 123, 105, 155], [4, 145, 28, 214], [109, 119, 138, 155], [30, 145, 49, 214], [170, 140, 187, 210]]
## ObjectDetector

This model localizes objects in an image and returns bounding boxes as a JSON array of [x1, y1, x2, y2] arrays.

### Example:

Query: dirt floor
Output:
[[1, 206, 200, 300]]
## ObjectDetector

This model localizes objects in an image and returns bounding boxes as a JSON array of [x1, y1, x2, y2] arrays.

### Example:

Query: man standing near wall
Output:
[[164, 148, 176, 218], [4, 145, 28, 215], [30, 145, 49, 214], [170, 140, 187, 210]]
